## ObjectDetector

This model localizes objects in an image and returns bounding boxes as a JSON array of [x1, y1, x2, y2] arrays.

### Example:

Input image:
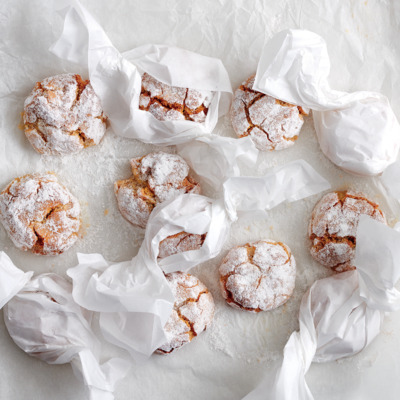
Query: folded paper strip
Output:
[[253, 29, 400, 176], [0, 252, 130, 400], [243, 216, 400, 400], [50, 0, 233, 145]]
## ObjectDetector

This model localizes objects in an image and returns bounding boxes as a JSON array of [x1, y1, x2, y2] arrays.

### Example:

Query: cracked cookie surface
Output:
[[0, 173, 81, 255], [23, 73, 107, 155], [156, 271, 215, 354], [231, 75, 308, 151], [309, 190, 386, 272], [114, 152, 200, 229], [158, 231, 206, 259], [219, 240, 296, 312], [139, 73, 213, 123]]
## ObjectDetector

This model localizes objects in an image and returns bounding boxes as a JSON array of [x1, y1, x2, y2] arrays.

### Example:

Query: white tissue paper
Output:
[[0, 252, 130, 400], [253, 29, 400, 176], [243, 216, 400, 400], [50, 0, 232, 145], [67, 159, 330, 360]]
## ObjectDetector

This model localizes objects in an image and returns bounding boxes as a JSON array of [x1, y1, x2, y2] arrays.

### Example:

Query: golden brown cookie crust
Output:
[[230, 75, 308, 151], [0, 173, 81, 255], [158, 231, 206, 259], [139, 73, 212, 123], [156, 271, 215, 354], [309, 190, 386, 272], [219, 240, 296, 312], [23, 73, 107, 155], [114, 152, 200, 228]]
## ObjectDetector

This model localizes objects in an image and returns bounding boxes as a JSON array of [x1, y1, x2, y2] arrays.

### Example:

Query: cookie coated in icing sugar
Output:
[[309, 190, 386, 272], [23, 73, 107, 155], [156, 272, 215, 354], [0, 173, 81, 256], [219, 240, 296, 313], [231, 75, 308, 151], [158, 231, 206, 259], [114, 152, 200, 229], [139, 73, 213, 123]]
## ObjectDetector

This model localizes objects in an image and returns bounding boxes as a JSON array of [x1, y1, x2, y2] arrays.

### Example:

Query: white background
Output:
[[1, 0, 400, 399]]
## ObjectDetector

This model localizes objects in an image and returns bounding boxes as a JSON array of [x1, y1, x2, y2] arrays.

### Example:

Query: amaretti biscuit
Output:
[[139, 73, 213, 123], [23, 73, 107, 155], [309, 190, 386, 272], [219, 240, 296, 312], [231, 75, 308, 151], [156, 271, 214, 354], [0, 173, 81, 255], [158, 231, 206, 259], [114, 152, 200, 228]]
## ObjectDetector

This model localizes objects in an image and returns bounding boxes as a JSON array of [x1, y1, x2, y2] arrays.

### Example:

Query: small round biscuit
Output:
[[309, 190, 386, 272], [23, 73, 107, 155], [0, 173, 81, 255], [231, 75, 308, 151], [114, 152, 200, 228], [156, 272, 215, 354], [219, 240, 296, 312], [139, 73, 213, 123], [158, 231, 206, 259]]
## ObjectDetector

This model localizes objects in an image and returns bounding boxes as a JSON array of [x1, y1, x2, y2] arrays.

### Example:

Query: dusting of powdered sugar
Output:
[[157, 271, 215, 354], [230, 75, 307, 151], [139, 73, 213, 123], [309, 190, 387, 272], [114, 152, 200, 228], [219, 240, 296, 312], [0, 173, 80, 255], [23, 73, 106, 155], [158, 232, 205, 259]]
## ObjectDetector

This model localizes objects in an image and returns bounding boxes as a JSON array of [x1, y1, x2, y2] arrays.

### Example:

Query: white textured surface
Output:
[[1, 0, 400, 400]]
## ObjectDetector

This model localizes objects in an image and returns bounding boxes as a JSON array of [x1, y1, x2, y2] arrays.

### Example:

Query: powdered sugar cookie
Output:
[[309, 190, 386, 272], [219, 240, 296, 312], [158, 231, 206, 259], [23, 73, 107, 155], [231, 75, 308, 151], [139, 73, 213, 123], [114, 152, 201, 229], [0, 173, 81, 255], [156, 271, 215, 354]]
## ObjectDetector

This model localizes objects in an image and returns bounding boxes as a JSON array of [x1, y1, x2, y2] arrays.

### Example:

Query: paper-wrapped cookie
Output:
[[0, 252, 129, 400], [253, 29, 400, 176], [242, 216, 400, 400], [50, 1, 232, 145], [66, 159, 330, 359]]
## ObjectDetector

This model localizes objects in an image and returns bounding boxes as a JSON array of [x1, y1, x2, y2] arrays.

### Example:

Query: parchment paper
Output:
[[1, 0, 400, 399]]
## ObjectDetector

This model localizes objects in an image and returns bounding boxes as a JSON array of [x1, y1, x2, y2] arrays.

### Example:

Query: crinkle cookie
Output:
[[0, 173, 81, 255], [156, 272, 215, 354], [23, 73, 107, 155], [219, 240, 296, 312], [139, 73, 213, 123], [309, 190, 386, 272], [158, 231, 206, 259], [114, 152, 200, 228], [231, 75, 308, 151]]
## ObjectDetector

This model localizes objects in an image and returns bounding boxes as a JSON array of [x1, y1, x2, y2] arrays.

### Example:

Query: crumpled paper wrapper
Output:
[[50, 0, 232, 145], [254, 29, 400, 177], [67, 159, 330, 359], [0, 252, 130, 400], [243, 216, 400, 400]]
